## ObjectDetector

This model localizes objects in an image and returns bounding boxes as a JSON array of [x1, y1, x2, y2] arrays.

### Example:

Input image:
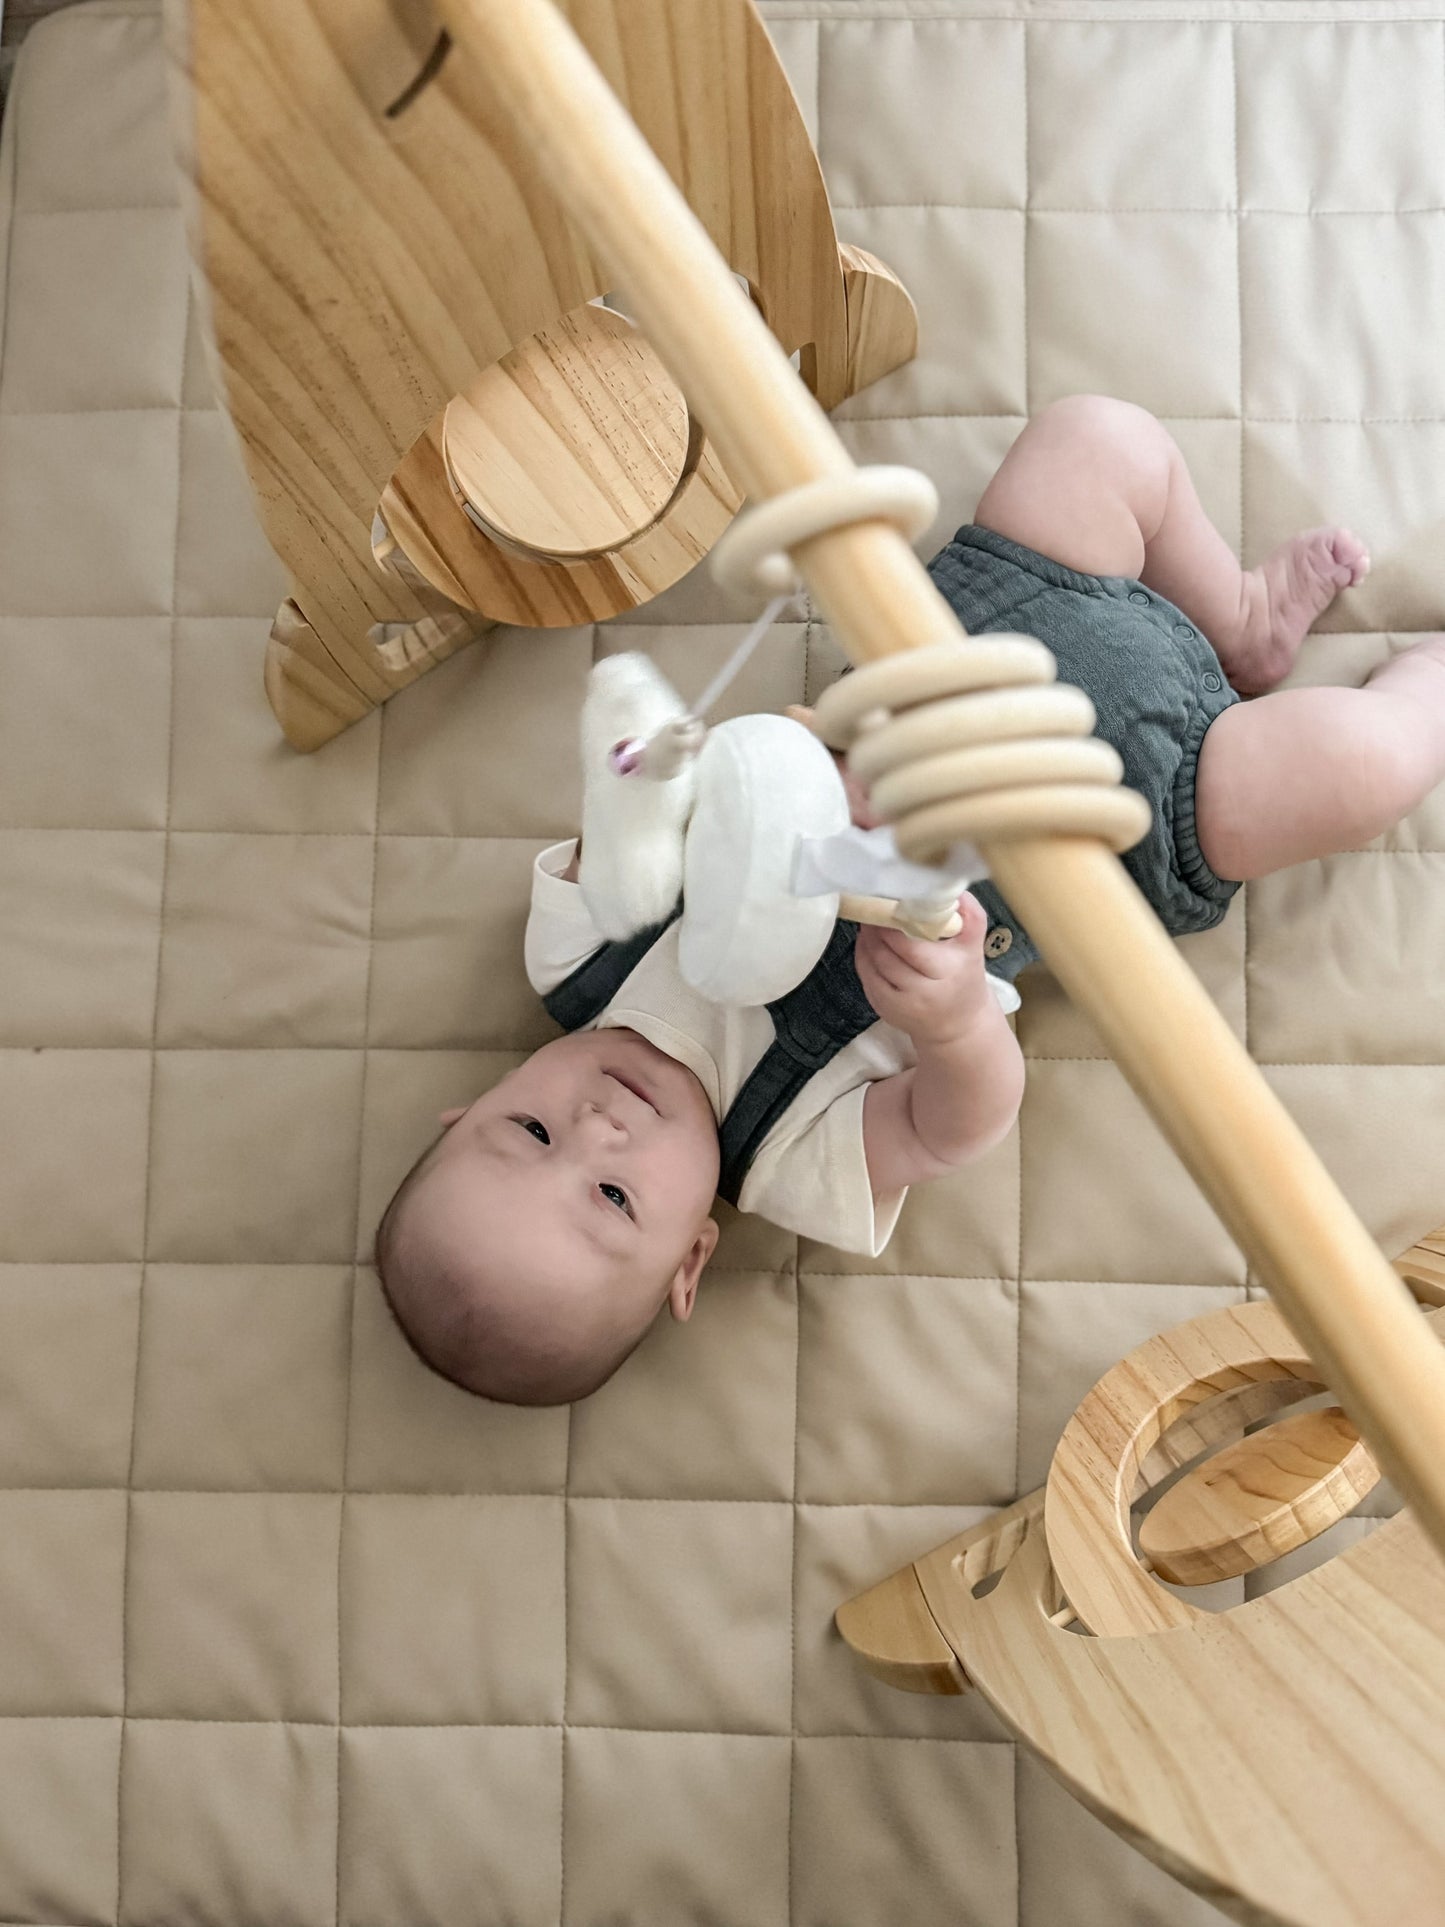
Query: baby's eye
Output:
[[514, 1117, 550, 1145], [599, 1182, 629, 1213]]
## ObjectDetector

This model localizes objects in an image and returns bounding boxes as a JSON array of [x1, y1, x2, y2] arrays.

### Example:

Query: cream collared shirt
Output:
[[523, 840, 914, 1256]]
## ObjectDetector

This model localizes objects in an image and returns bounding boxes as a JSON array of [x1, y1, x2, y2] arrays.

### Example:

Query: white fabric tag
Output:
[[791, 822, 988, 900]]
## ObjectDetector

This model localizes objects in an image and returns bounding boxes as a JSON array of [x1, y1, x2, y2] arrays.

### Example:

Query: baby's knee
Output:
[[1033, 393, 1164, 453], [1029, 395, 1174, 527]]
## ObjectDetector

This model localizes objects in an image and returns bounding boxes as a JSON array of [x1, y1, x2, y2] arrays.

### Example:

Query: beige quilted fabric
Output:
[[2, 1, 1443, 1921]]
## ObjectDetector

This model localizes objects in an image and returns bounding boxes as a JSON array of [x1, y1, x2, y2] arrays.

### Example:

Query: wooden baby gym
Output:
[[164, 3, 1445, 1918], [2, 0, 1443, 1920]]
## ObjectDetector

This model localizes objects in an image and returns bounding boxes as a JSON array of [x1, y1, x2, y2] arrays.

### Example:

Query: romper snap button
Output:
[[1202, 671, 1223, 692], [984, 926, 1013, 959], [1174, 621, 1196, 639], [1128, 590, 1150, 605]]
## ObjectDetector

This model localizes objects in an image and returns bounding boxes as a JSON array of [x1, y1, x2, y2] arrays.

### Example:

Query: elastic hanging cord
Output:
[[686, 592, 793, 721]]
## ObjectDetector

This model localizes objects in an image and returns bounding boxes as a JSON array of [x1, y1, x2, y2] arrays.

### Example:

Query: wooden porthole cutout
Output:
[[375, 299, 744, 627]]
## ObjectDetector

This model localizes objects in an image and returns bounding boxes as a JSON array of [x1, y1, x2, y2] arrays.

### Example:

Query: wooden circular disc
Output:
[[442, 303, 691, 559], [1138, 1404, 1380, 1586]]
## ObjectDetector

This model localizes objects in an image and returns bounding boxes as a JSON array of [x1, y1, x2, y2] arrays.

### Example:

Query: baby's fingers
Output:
[[855, 925, 910, 988], [949, 892, 988, 946], [874, 924, 950, 977]]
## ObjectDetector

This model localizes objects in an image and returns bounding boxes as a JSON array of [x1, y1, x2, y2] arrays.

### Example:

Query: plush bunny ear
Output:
[[577, 652, 699, 939]]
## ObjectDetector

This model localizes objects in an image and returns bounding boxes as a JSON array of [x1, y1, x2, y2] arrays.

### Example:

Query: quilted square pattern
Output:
[[0, 616, 172, 829], [791, 1736, 1016, 1927], [130, 1264, 351, 1489], [340, 1495, 565, 1725], [0, 829, 164, 1044], [1029, 23, 1236, 212], [0, 1263, 141, 1486], [1020, 1058, 1247, 1286], [339, 1725, 565, 1927], [1236, 21, 1445, 212], [119, 1720, 338, 1926], [146, 1047, 365, 1263], [170, 617, 381, 835], [0, 1718, 121, 1926], [795, 1272, 1018, 1505], [1242, 212, 1445, 422], [1027, 211, 1239, 415], [378, 625, 593, 838], [173, 408, 289, 616], [0, 409, 180, 616], [567, 1265, 799, 1500], [127, 1490, 342, 1720], [0, 1488, 126, 1714], [368, 835, 549, 1050], [567, 1498, 794, 1732], [818, 18, 1027, 210], [155, 832, 375, 1048], [0, 208, 189, 413], [564, 1728, 793, 1925], [7, 2, 1445, 1922], [0, 1046, 152, 1261]]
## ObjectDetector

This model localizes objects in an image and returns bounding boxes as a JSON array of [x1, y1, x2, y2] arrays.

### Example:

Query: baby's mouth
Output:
[[607, 1069, 658, 1115]]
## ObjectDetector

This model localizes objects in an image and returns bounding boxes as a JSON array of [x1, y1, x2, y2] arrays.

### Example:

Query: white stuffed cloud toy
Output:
[[577, 652, 851, 1007]]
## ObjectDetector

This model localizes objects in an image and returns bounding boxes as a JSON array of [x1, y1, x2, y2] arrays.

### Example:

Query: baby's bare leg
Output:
[[970, 396, 1442, 880], [1195, 640, 1445, 880], [973, 395, 1369, 695]]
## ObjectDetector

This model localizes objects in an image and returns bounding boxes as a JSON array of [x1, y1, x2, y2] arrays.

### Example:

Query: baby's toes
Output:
[[1328, 527, 1371, 587]]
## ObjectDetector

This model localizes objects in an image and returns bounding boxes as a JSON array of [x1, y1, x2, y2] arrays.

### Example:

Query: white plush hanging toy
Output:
[[577, 649, 989, 1008], [577, 466, 997, 1009], [579, 645, 853, 1005]]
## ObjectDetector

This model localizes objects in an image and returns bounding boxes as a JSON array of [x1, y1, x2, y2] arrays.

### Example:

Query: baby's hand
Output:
[[854, 894, 993, 1045], [786, 704, 880, 828]]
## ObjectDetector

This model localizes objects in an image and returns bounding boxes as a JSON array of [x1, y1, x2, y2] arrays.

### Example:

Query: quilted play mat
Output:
[[3, 1, 1445, 1921]]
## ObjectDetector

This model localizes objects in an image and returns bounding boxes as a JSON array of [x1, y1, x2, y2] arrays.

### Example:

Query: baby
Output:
[[374, 393, 1445, 1407]]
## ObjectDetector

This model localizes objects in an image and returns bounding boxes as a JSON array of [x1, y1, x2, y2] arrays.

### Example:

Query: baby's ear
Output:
[[438, 1107, 468, 1128]]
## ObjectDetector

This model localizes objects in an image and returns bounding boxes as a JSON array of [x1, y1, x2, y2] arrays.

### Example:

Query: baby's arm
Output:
[[857, 898, 1025, 1193], [863, 1009, 1024, 1192], [524, 839, 606, 995]]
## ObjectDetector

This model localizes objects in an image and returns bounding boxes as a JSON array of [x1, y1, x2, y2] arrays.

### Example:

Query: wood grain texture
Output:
[[920, 1506, 1445, 1927], [1395, 1228, 1445, 1306], [839, 243, 919, 399], [166, 0, 900, 742], [379, 403, 742, 625], [443, 302, 691, 557], [838, 1300, 1445, 1926], [1137, 1404, 1378, 1587]]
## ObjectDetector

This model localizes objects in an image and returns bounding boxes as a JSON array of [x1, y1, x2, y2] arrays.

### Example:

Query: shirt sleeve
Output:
[[737, 1079, 907, 1258], [524, 839, 607, 996]]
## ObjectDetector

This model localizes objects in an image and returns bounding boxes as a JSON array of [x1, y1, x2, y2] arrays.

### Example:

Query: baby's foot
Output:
[[1232, 527, 1371, 694]]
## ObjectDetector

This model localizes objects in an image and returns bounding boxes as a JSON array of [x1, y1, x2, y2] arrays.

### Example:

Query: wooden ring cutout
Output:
[[1137, 1403, 1379, 1586], [1046, 1298, 1342, 1636]]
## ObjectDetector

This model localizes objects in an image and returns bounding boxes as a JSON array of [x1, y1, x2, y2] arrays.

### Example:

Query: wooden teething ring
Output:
[[813, 638, 1153, 867]]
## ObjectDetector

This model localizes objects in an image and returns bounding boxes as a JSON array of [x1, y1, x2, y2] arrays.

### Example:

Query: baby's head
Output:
[[374, 1028, 721, 1405]]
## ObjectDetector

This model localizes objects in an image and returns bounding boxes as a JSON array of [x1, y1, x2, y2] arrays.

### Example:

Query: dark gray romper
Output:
[[926, 524, 1244, 984]]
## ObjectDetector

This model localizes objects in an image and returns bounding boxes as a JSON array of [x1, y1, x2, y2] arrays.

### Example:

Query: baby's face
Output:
[[423, 1027, 722, 1335]]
